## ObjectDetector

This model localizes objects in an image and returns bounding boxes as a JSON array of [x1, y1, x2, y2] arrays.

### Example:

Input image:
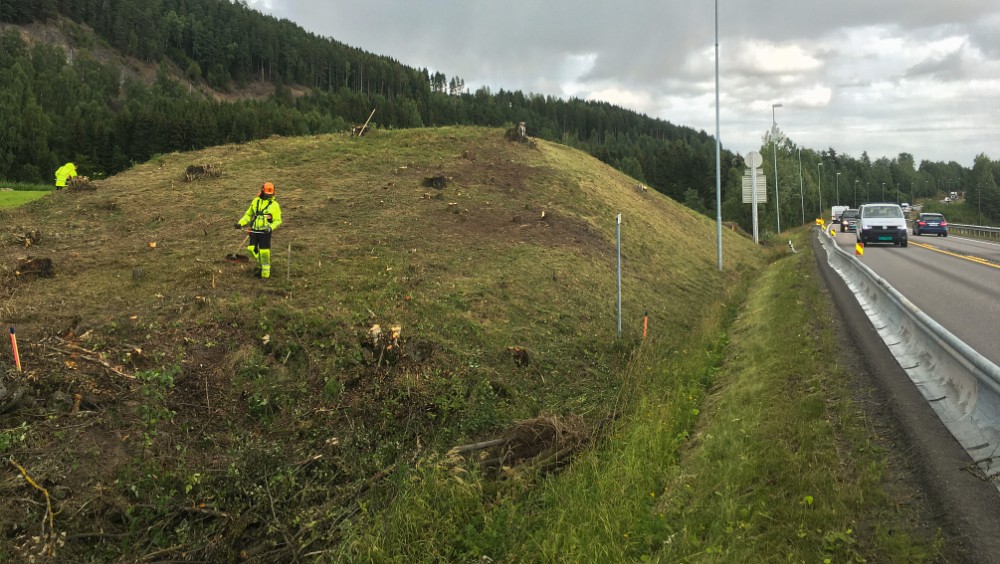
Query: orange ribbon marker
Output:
[[10, 326, 21, 371], [643, 311, 648, 338]]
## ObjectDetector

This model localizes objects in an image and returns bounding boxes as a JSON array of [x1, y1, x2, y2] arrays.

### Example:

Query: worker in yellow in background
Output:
[[54, 162, 77, 189], [235, 182, 282, 279]]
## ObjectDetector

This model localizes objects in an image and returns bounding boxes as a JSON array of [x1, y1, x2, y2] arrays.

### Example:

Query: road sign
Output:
[[746, 151, 763, 169], [742, 173, 767, 203]]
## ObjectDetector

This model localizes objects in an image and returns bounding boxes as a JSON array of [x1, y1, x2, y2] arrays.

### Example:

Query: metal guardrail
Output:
[[818, 229, 1000, 489], [948, 223, 1000, 240]]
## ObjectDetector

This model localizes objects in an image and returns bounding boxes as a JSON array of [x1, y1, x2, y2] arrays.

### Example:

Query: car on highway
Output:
[[857, 203, 908, 247], [912, 212, 948, 237], [831, 205, 849, 225], [839, 208, 859, 233]]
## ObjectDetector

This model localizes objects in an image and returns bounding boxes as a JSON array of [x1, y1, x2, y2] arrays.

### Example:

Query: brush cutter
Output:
[[226, 232, 251, 263]]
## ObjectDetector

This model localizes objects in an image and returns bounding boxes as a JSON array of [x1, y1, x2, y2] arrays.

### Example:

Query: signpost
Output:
[[744, 151, 765, 243]]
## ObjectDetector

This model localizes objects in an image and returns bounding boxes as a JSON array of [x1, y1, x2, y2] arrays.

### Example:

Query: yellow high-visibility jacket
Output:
[[55, 163, 77, 187], [239, 197, 282, 232]]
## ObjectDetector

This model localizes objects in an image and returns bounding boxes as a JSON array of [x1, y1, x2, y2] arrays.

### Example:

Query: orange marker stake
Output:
[[642, 312, 648, 339], [10, 326, 21, 371]]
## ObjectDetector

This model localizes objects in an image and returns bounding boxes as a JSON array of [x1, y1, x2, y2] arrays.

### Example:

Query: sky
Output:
[[245, 0, 1000, 167]]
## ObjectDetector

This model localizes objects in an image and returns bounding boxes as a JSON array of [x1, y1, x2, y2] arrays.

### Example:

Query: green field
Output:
[[0, 189, 49, 208]]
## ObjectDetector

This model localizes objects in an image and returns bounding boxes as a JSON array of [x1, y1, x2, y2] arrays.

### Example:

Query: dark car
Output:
[[912, 213, 948, 237], [838, 209, 859, 233]]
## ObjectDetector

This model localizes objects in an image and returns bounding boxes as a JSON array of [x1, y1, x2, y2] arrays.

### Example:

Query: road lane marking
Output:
[[909, 241, 1000, 269]]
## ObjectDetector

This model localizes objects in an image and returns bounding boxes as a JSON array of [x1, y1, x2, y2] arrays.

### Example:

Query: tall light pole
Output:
[[854, 179, 859, 207], [836, 172, 841, 205], [817, 162, 824, 217], [882, 182, 886, 201], [713, 0, 722, 271], [798, 148, 805, 224], [772, 103, 783, 233]]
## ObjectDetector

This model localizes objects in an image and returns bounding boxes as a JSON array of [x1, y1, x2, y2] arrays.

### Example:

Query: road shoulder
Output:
[[812, 233, 1000, 563]]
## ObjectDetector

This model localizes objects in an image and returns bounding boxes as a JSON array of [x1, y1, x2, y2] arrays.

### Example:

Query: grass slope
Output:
[[0, 127, 762, 560]]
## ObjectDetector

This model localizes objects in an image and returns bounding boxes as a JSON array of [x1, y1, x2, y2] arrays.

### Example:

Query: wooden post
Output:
[[357, 107, 376, 137]]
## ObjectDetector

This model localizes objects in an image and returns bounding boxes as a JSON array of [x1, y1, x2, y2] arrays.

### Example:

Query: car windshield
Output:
[[842, 210, 859, 218], [863, 205, 903, 218]]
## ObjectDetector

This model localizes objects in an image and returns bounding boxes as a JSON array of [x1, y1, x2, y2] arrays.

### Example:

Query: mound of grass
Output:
[[0, 127, 767, 561]]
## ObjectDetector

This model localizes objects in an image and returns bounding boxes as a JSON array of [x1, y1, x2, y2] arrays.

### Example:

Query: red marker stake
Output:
[[10, 326, 21, 371]]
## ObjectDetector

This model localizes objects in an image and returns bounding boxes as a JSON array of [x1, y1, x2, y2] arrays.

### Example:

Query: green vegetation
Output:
[[0, 190, 49, 208], [0, 128, 943, 561]]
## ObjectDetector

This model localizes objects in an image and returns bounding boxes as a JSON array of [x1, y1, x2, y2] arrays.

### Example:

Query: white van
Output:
[[857, 203, 908, 247]]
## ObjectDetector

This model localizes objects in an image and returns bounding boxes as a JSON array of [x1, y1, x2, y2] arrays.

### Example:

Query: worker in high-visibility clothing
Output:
[[235, 182, 282, 278], [54, 162, 77, 189]]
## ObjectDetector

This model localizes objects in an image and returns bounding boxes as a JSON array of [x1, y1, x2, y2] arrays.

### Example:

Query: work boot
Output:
[[253, 267, 262, 277]]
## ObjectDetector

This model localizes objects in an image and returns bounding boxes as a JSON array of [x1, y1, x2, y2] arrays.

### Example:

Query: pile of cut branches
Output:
[[450, 414, 590, 476]]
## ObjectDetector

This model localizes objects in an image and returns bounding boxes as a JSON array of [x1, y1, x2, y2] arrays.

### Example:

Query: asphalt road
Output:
[[813, 234, 1000, 563], [830, 230, 1000, 366]]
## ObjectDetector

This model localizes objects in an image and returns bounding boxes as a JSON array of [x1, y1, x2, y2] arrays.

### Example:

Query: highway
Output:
[[831, 229, 1000, 367]]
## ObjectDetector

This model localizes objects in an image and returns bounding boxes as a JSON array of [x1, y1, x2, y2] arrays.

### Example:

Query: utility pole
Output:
[[817, 162, 824, 218], [772, 103, 783, 233]]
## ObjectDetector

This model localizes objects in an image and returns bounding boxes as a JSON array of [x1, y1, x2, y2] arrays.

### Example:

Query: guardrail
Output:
[[948, 223, 1000, 240], [818, 229, 1000, 490]]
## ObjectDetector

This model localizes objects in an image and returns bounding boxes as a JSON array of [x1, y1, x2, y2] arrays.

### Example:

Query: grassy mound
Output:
[[0, 126, 762, 560]]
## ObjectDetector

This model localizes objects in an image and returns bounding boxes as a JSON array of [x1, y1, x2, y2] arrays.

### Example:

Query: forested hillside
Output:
[[2, 0, 999, 228]]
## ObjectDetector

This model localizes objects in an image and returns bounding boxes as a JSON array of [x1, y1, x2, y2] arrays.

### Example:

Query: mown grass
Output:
[[0, 129, 942, 561], [0, 190, 49, 208]]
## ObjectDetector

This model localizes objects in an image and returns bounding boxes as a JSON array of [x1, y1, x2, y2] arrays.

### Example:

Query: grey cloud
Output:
[[905, 49, 967, 81], [252, 0, 1000, 164]]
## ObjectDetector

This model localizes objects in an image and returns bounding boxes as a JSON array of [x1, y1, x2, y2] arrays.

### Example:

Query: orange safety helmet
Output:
[[261, 182, 275, 195]]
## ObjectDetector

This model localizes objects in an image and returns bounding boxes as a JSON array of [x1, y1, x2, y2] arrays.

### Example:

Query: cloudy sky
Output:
[[246, 1, 1000, 166]]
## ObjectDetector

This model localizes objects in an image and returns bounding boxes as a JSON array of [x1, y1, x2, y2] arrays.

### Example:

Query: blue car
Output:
[[912, 213, 948, 237]]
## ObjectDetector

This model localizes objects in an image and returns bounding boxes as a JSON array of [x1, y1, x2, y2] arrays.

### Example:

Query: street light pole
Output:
[[772, 103, 783, 233], [817, 162, 824, 218], [713, 0, 722, 271], [882, 182, 886, 201], [836, 172, 841, 205], [798, 148, 805, 224], [854, 179, 859, 208]]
